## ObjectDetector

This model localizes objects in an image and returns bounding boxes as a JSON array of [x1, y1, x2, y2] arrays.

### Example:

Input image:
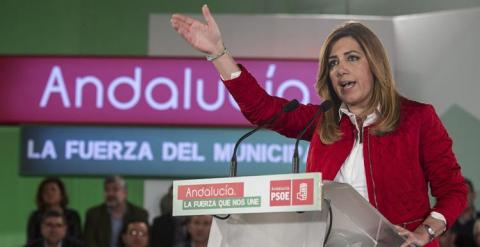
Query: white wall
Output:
[[393, 8, 480, 116], [149, 14, 395, 61]]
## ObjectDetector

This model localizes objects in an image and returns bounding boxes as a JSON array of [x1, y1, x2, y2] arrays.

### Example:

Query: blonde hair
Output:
[[316, 22, 400, 144]]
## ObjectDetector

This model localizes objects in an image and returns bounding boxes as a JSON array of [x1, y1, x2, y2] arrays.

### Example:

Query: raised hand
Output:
[[170, 4, 224, 55]]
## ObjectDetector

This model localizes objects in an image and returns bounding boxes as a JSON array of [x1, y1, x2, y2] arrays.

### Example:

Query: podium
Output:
[[173, 174, 405, 247]]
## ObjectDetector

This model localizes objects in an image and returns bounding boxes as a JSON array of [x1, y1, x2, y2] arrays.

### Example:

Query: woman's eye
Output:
[[328, 60, 338, 68], [348, 55, 360, 61]]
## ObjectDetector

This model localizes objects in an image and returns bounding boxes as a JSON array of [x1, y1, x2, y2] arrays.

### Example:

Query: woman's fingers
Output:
[[171, 14, 195, 26], [171, 15, 203, 43], [171, 15, 195, 32], [395, 225, 409, 236], [202, 4, 219, 30], [170, 5, 223, 54], [395, 226, 417, 247]]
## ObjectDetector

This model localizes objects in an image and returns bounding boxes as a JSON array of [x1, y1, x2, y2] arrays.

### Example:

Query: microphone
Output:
[[230, 99, 300, 177], [292, 100, 333, 173]]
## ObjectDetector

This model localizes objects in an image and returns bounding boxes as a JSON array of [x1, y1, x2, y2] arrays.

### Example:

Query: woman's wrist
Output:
[[206, 45, 227, 61], [413, 226, 433, 244], [413, 216, 446, 243]]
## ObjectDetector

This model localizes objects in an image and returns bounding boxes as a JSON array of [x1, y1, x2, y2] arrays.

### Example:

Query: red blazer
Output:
[[223, 66, 467, 247]]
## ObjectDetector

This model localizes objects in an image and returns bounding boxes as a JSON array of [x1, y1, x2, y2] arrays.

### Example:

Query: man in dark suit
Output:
[[26, 210, 82, 247], [84, 176, 148, 247]]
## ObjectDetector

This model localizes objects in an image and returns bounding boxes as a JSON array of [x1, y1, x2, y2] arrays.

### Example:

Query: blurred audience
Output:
[[84, 176, 148, 247], [121, 218, 150, 247], [474, 219, 480, 247], [450, 178, 479, 247], [151, 185, 186, 247], [27, 177, 82, 245], [439, 229, 455, 247], [26, 210, 82, 247], [174, 215, 212, 247]]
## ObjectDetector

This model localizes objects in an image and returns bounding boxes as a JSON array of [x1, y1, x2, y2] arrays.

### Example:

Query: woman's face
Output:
[[328, 36, 374, 114], [42, 182, 62, 207]]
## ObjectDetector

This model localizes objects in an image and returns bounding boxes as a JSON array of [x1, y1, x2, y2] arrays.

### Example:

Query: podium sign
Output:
[[207, 181, 406, 247], [173, 173, 322, 216]]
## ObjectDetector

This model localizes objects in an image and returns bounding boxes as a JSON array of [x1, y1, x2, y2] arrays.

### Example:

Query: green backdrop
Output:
[[0, 1, 174, 246]]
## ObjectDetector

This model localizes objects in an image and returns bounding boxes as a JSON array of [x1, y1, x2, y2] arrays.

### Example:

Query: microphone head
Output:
[[283, 99, 300, 112], [320, 100, 333, 112]]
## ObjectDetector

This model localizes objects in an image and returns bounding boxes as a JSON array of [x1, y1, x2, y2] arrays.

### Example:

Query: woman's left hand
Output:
[[395, 225, 430, 247]]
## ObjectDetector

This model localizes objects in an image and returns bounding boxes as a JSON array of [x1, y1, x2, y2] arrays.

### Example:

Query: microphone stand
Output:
[[230, 99, 299, 177], [292, 100, 332, 173]]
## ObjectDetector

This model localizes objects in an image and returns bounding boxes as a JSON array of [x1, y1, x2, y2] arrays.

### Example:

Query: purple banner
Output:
[[0, 56, 319, 126]]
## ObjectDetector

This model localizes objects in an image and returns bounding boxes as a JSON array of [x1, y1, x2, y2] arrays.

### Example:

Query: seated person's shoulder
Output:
[[64, 236, 84, 247], [85, 203, 107, 219], [25, 238, 43, 247], [129, 202, 149, 218], [64, 208, 81, 219]]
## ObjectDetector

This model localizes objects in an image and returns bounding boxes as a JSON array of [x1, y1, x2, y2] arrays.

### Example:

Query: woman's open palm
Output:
[[171, 5, 223, 55]]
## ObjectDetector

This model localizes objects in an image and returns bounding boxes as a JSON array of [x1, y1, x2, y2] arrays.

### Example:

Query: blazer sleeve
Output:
[[419, 104, 467, 228], [222, 65, 321, 140]]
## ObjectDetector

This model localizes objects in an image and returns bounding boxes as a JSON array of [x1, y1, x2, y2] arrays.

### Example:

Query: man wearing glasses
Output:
[[121, 219, 149, 247]]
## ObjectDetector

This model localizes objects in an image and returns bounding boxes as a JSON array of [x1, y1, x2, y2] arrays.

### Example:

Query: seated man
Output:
[[84, 176, 148, 247], [26, 210, 82, 247], [121, 219, 150, 247]]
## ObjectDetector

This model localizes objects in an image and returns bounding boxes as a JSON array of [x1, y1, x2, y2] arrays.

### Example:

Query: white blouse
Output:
[[334, 104, 377, 201]]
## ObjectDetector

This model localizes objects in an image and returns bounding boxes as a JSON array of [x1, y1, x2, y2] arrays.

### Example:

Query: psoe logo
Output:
[[270, 178, 314, 206], [291, 179, 314, 205]]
